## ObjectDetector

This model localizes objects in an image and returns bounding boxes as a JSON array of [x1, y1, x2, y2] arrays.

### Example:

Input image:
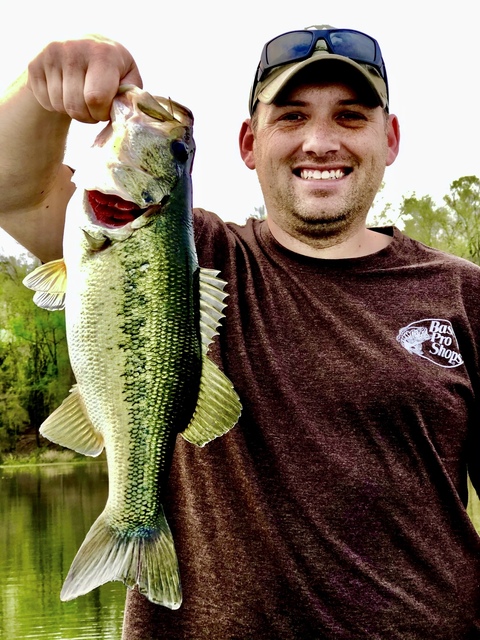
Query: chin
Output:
[[290, 217, 347, 241]]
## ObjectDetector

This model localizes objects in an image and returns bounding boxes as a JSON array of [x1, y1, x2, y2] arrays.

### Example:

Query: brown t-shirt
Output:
[[123, 211, 480, 640]]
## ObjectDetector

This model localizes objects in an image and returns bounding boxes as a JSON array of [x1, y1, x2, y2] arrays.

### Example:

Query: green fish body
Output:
[[23, 86, 241, 609]]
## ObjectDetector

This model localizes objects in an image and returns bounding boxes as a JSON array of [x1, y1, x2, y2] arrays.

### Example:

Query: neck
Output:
[[266, 218, 393, 259]]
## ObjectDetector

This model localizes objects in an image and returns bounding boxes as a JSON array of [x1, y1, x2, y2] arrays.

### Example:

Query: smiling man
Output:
[[1, 25, 480, 640]]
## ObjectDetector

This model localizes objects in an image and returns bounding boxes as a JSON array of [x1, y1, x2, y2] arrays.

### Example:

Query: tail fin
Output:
[[60, 505, 181, 609]]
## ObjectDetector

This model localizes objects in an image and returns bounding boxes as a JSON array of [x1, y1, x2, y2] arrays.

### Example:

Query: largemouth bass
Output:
[[23, 86, 241, 609]]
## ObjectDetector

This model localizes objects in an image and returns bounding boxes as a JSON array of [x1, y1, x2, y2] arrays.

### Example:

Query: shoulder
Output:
[[396, 228, 480, 276], [193, 208, 264, 266], [193, 207, 258, 240], [395, 230, 480, 327]]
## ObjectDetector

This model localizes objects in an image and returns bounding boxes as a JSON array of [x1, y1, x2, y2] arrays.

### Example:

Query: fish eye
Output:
[[171, 140, 189, 163]]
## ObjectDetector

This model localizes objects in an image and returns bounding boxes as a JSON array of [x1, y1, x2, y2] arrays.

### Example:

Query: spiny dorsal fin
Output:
[[40, 385, 105, 457], [199, 267, 228, 354], [22, 258, 67, 311], [181, 356, 241, 447]]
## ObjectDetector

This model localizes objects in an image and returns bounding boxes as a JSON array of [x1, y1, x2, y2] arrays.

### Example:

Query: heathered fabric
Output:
[[123, 211, 480, 640]]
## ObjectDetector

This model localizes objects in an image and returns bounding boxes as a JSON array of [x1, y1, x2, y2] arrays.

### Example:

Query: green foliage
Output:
[[0, 256, 73, 454], [401, 176, 480, 263], [371, 175, 480, 264], [251, 204, 266, 220]]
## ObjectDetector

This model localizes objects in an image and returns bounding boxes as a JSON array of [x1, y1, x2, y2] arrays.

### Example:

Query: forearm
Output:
[[0, 71, 71, 213], [0, 73, 73, 260]]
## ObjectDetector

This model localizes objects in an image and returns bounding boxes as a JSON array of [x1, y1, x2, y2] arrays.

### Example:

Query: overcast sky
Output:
[[0, 0, 478, 256]]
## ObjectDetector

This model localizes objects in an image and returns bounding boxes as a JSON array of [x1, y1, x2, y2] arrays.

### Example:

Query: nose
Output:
[[301, 119, 341, 156]]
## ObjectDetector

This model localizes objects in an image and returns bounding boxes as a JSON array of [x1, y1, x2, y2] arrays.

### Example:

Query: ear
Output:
[[386, 114, 400, 166], [239, 119, 256, 170]]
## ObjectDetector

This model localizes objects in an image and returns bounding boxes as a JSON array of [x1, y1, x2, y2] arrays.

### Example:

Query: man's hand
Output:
[[26, 34, 143, 123]]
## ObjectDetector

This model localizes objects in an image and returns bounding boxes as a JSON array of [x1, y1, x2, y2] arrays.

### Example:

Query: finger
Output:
[[119, 62, 143, 90], [27, 41, 97, 123], [27, 53, 59, 113], [82, 64, 125, 122], [80, 38, 143, 122]]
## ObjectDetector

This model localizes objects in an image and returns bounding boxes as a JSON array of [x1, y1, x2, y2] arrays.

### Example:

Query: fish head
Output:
[[72, 85, 195, 244]]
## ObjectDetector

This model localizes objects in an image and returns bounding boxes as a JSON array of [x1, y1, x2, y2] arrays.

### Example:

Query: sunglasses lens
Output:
[[264, 30, 380, 74], [330, 31, 377, 63], [265, 31, 314, 66], [252, 28, 387, 113]]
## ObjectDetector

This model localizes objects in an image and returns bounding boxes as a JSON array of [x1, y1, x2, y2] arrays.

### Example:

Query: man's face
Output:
[[241, 79, 399, 247]]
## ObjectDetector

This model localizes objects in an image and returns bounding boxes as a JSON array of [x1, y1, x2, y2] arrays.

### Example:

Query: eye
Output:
[[279, 112, 305, 121], [337, 110, 368, 124], [171, 140, 189, 163]]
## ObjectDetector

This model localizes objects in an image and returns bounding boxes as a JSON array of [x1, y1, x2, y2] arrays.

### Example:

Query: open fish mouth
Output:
[[87, 190, 149, 227]]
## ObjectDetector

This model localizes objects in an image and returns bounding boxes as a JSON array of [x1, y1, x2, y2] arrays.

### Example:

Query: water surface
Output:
[[0, 462, 126, 639]]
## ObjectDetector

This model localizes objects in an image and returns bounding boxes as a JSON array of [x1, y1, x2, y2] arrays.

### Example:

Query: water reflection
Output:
[[0, 463, 126, 639]]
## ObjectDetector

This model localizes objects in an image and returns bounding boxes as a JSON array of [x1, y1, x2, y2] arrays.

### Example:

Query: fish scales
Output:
[[23, 86, 241, 609], [75, 220, 198, 525]]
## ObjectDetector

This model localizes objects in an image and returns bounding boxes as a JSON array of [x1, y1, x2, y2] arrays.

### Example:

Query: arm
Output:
[[0, 35, 143, 262]]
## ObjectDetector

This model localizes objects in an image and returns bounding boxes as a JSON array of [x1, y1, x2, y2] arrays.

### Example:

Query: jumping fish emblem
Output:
[[396, 325, 431, 356], [23, 86, 241, 609]]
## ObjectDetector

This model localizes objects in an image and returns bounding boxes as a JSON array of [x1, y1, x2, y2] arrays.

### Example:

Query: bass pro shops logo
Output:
[[396, 318, 464, 368]]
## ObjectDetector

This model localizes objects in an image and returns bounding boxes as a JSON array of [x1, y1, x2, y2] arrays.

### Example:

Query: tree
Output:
[[0, 256, 73, 453], [394, 176, 480, 264]]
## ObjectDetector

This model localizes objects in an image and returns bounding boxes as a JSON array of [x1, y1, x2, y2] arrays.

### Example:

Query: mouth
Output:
[[87, 190, 148, 227], [295, 168, 352, 181]]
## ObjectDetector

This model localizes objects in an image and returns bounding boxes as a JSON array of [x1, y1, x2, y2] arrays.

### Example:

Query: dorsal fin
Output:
[[181, 356, 241, 447], [199, 267, 228, 354]]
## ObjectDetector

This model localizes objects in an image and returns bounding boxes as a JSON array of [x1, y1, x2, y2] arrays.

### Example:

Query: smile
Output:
[[299, 169, 347, 180]]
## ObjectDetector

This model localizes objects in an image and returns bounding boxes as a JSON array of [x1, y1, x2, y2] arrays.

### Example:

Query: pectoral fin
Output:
[[40, 385, 105, 456], [22, 258, 67, 311], [181, 356, 241, 447]]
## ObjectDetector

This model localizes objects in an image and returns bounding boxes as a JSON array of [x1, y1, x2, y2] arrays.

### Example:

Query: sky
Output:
[[0, 0, 478, 257]]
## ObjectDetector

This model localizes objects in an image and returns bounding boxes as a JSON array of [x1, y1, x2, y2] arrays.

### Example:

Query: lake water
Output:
[[0, 462, 126, 640]]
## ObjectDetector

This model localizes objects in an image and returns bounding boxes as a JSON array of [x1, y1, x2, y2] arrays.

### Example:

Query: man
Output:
[[1, 26, 480, 639]]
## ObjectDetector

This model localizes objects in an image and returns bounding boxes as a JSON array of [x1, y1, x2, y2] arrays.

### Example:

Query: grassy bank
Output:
[[1, 449, 85, 467], [0, 448, 106, 467]]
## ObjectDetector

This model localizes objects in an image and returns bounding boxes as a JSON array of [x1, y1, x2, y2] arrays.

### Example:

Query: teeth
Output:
[[300, 169, 344, 180]]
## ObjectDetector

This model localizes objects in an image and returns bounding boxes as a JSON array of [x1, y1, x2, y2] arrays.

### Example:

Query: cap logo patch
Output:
[[396, 319, 464, 368]]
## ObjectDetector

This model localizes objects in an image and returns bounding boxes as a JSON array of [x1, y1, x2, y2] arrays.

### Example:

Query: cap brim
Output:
[[253, 51, 388, 112]]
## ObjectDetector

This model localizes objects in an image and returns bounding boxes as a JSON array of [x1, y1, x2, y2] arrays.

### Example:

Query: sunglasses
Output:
[[251, 28, 388, 113]]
